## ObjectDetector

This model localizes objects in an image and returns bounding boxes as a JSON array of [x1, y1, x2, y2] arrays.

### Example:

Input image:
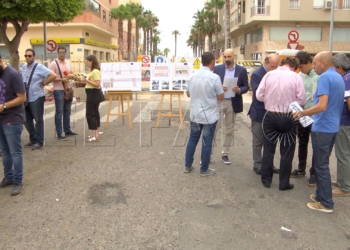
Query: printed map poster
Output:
[[150, 63, 172, 91], [101, 62, 142, 91]]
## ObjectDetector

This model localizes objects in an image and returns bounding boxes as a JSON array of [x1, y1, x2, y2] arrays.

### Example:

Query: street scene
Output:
[[0, 0, 350, 249]]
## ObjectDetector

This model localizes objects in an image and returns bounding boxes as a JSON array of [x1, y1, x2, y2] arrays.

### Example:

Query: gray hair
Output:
[[333, 53, 350, 71]]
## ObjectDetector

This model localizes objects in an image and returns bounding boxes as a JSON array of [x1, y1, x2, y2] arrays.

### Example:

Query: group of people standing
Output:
[[0, 48, 104, 195], [185, 49, 350, 213]]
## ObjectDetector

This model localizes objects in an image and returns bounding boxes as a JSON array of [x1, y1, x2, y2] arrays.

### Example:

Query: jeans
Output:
[[0, 124, 24, 184], [185, 121, 217, 172], [311, 131, 336, 209], [53, 90, 72, 135], [24, 96, 45, 145], [297, 123, 315, 175]]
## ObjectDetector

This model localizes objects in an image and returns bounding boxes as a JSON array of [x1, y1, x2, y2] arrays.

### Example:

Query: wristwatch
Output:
[[3, 103, 6, 109]]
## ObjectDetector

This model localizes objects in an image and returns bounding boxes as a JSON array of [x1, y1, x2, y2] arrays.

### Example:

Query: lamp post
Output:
[[43, 22, 47, 66]]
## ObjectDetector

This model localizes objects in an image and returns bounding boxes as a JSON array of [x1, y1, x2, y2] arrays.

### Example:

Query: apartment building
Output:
[[215, 0, 350, 60], [0, 0, 129, 64]]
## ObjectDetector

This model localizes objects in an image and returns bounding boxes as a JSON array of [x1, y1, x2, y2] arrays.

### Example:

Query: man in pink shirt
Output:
[[256, 57, 307, 190], [49, 47, 78, 140]]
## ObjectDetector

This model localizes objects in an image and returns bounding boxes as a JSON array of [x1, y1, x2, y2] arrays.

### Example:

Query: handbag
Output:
[[99, 89, 105, 103], [24, 63, 38, 107], [55, 60, 74, 102]]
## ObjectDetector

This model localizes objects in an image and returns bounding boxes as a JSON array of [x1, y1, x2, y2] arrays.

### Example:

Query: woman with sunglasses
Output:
[[84, 55, 104, 142]]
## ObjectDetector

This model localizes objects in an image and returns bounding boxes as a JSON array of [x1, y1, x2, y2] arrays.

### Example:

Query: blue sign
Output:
[[156, 56, 164, 63]]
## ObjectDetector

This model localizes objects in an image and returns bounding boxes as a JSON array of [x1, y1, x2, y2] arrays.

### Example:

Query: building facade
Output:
[[213, 0, 350, 60]]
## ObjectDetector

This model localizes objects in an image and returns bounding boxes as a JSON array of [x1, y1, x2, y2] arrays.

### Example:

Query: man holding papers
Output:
[[212, 49, 249, 165]]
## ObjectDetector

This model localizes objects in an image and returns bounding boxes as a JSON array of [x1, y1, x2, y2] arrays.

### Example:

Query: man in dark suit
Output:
[[249, 54, 280, 175], [212, 49, 249, 164]]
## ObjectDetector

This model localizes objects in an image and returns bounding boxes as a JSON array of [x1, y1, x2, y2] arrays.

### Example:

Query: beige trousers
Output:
[[212, 99, 237, 157]]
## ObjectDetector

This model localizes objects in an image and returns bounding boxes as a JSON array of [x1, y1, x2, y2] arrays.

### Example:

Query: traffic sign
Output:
[[46, 40, 57, 52], [142, 55, 150, 63], [288, 30, 299, 42], [155, 56, 165, 63], [193, 58, 201, 69], [180, 57, 187, 63], [288, 42, 299, 50]]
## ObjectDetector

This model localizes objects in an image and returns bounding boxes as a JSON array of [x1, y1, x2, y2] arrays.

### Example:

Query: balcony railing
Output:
[[238, 14, 241, 23], [251, 6, 270, 17]]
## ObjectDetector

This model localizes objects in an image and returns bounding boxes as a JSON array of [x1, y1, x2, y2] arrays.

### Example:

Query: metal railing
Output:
[[251, 6, 270, 17]]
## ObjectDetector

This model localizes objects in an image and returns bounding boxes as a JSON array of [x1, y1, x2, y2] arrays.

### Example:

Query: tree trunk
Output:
[[135, 23, 140, 56], [150, 29, 153, 55], [214, 9, 219, 59], [127, 19, 132, 61], [143, 28, 146, 55], [174, 35, 177, 57], [118, 19, 123, 61], [146, 29, 150, 55], [0, 20, 30, 71], [209, 32, 213, 53]]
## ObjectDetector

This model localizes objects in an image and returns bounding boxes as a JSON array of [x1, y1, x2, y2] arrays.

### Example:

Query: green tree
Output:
[[152, 29, 161, 59], [138, 16, 150, 54], [125, 3, 134, 61], [163, 48, 170, 58], [172, 30, 181, 57], [0, 0, 85, 70], [203, 9, 216, 53], [129, 3, 143, 57], [111, 4, 128, 61], [205, 0, 225, 58]]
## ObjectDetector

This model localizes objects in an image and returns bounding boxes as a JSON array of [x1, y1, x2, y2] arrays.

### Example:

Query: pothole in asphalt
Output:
[[87, 182, 127, 205]]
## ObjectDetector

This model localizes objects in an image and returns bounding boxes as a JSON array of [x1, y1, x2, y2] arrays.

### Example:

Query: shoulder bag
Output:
[[24, 63, 38, 107]]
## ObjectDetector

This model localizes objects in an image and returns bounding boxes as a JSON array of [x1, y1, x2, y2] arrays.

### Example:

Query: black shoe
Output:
[[57, 134, 67, 141], [32, 144, 43, 150], [65, 131, 78, 136], [308, 175, 316, 187], [273, 166, 280, 174], [290, 169, 306, 178], [0, 178, 14, 188], [11, 183, 23, 195], [279, 184, 294, 191], [262, 183, 270, 188], [253, 167, 261, 175], [24, 142, 35, 147]]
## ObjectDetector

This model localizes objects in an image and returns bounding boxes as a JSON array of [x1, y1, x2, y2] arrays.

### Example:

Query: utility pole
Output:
[[329, 0, 335, 52], [43, 22, 47, 67]]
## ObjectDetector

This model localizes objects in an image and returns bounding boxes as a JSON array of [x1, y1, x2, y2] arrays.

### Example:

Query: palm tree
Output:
[[152, 29, 161, 60], [205, 0, 225, 58], [172, 30, 181, 57], [192, 9, 205, 57], [143, 10, 159, 56], [125, 3, 135, 61], [163, 48, 170, 58], [111, 4, 128, 60], [203, 9, 217, 53], [139, 17, 150, 54], [129, 3, 143, 57]]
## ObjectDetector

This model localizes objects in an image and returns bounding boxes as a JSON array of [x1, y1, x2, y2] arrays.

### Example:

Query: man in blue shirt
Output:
[[294, 51, 345, 213], [22, 49, 56, 150], [184, 52, 224, 176]]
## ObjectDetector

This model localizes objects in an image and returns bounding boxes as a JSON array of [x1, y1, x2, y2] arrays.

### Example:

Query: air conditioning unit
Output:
[[324, 0, 332, 9]]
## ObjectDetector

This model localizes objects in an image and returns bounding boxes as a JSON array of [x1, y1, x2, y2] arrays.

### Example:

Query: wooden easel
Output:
[[105, 90, 132, 129], [156, 90, 184, 130]]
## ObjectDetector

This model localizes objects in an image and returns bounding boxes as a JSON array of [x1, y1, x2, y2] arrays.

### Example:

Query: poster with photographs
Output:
[[100, 62, 142, 91], [150, 63, 191, 91]]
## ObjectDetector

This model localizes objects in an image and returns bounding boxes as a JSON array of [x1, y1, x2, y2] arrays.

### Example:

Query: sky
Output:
[[141, 0, 206, 58]]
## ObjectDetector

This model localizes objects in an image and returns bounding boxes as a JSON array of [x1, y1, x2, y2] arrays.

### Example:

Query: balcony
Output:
[[251, 6, 270, 17]]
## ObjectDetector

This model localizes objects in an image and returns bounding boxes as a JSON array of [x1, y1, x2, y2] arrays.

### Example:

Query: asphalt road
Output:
[[0, 92, 349, 250]]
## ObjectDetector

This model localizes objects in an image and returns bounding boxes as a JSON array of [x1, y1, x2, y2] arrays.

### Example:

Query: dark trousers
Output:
[[85, 89, 101, 130], [261, 132, 296, 189], [24, 96, 45, 145], [297, 123, 315, 175]]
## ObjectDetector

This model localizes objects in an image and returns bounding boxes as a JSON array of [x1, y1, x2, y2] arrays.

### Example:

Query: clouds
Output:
[[141, 0, 205, 57]]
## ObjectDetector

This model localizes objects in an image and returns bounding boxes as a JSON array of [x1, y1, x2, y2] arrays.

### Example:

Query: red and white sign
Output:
[[46, 40, 57, 52], [142, 55, 150, 63], [288, 30, 299, 42], [288, 42, 299, 50]]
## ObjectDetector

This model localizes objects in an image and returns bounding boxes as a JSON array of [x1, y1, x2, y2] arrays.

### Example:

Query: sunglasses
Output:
[[58, 51, 66, 54], [24, 55, 33, 58]]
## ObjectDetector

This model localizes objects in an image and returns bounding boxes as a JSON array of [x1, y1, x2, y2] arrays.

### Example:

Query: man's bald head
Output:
[[312, 51, 334, 75], [223, 49, 235, 68], [264, 54, 280, 72]]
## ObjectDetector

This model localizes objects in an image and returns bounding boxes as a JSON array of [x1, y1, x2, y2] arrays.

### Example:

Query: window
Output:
[[245, 33, 250, 45], [238, 35, 244, 46], [252, 53, 262, 61], [343, 0, 350, 9], [256, 0, 266, 14], [109, 13, 112, 26], [289, 0, 300, 9], [103, 10, 106, 22], [252, 27, 262, 43], [313, 0, 324, 8], [85, 0, 100, 16], [100, 51, 104, 60], [269, 26, 322, 41], [334, 28, 350, 41]]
